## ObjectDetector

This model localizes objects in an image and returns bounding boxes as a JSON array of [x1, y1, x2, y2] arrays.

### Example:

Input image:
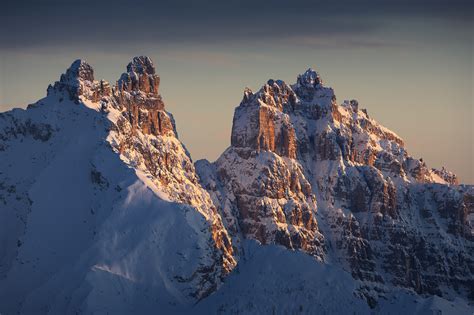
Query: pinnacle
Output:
[[297, 68, 322, 88], [66, 59, 94, 81], [126, 56, 156, 75]]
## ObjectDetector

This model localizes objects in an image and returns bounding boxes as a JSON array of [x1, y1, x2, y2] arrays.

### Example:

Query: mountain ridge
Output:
[[197, 65, 473, 305], [0, 56, 472, 314]]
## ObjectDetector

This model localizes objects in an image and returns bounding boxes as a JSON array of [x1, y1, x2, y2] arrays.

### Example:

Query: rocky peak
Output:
[[297, 68, 322, 89], [241, 87, 254, 103], [117, 55, 160, 95], [205, 66, 474, 305], [231, 82, 297, 158], [65, 59, 95, 82], [127, 56, 156, 75], [112, 56, 171, 137], [48, 59, 97, 100]]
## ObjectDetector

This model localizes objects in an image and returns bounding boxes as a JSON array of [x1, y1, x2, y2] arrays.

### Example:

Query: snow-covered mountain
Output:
[[0, 57, 472, 314], [0, 57, 234, 313], [197, 68, 474, 307]]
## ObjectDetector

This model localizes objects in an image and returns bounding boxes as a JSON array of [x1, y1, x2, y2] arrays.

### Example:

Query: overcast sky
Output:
[[1, 0, 473, 183]]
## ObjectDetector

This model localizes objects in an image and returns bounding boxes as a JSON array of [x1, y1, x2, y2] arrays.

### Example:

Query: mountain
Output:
[[0, 57, 234, 314], [0, 57, 472, 314], [197, 68, 474, 306]]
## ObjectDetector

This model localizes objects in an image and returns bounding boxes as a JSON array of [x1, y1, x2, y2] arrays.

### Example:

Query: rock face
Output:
[[231, 82, 298, 159], [197, 67, 474, 304], [114, 56, 173, 138], [198, 77, 325, 261]]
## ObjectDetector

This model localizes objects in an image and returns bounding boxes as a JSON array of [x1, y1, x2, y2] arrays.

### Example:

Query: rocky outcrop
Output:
[[230, 80, 297, 159], [48, 59, 111, 102], [431, 166, 459, 185], [113, 56, 174, 138]]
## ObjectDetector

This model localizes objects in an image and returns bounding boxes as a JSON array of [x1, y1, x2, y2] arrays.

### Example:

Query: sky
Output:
[[1, 0, 473, 183]]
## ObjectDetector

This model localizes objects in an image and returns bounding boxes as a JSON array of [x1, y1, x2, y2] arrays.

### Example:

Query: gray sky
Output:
[[1, 0, 473, 183]]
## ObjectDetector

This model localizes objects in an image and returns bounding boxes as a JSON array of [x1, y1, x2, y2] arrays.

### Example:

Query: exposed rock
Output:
[[48, 59, 111, 102], [431, 166, 459, 185], [230, 80, 298, 159], [198, 148, 325, 260], [113, 56, 173, 138]]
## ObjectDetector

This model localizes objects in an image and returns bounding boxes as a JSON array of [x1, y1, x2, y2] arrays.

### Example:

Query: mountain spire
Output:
[[47, 59, 96, 99], [297, 68, 322, 88]]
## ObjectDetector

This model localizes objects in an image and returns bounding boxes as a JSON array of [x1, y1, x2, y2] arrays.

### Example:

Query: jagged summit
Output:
[[126, 56, 156, 75], [65, 59, 94, 81], [238, 68, 334, 111], [118, 56, 160, 95], [297, 68, 322, 88], [199, 65, 473, 307], [47, 59, 99, 100], [231, 68, 337, 161], [47, 57, 160, 102]]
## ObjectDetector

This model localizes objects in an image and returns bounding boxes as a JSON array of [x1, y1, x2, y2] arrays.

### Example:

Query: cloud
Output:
[[0, 0, 471, 51]]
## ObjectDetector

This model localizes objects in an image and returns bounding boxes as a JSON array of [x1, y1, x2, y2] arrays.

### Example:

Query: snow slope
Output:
[[0, 75, 227, 313], [196, 241, 370, 314], [196, 241, 473, 315]]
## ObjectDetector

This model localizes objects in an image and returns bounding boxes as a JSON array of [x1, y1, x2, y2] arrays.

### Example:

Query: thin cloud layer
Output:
[[1, 0, 472, 49]]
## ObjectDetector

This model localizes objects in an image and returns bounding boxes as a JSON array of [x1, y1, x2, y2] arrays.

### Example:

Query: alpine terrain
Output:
[[0, 56, 472, 314]]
